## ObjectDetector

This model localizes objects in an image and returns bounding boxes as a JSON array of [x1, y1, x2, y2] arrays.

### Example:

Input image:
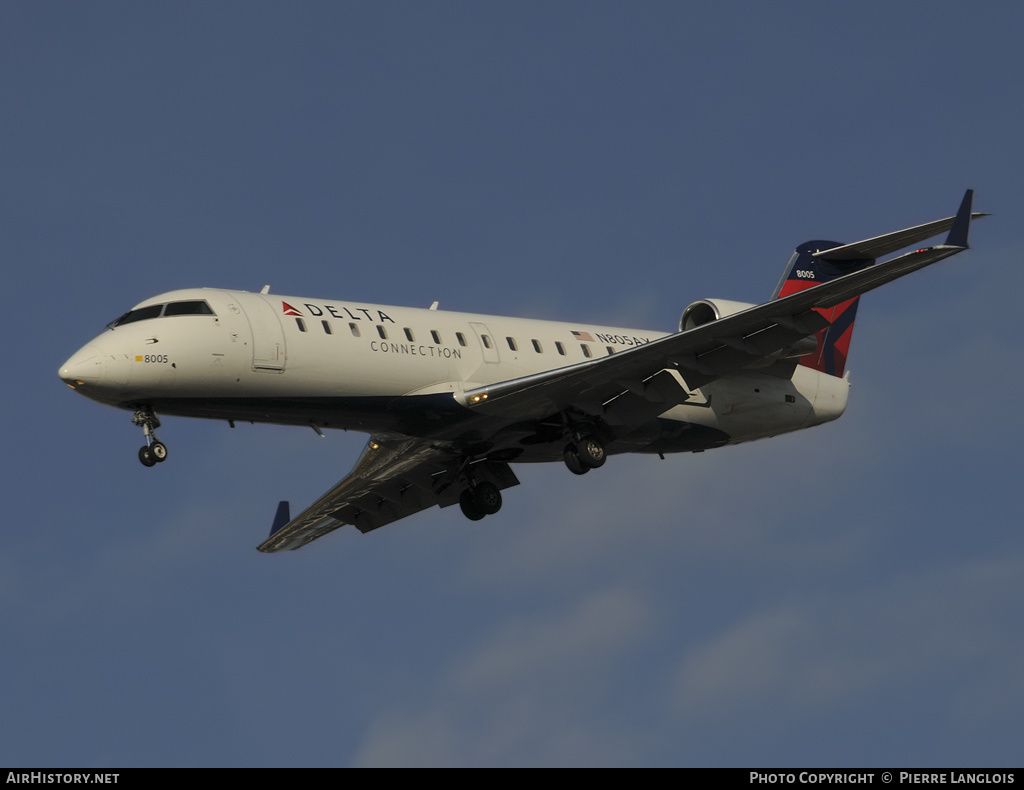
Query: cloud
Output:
[[351, 586, 655, 766], [669, 553, 1024, 728]]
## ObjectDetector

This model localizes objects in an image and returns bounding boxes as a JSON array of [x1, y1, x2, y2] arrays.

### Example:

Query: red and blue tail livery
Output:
[[771, 241, 870, 377]]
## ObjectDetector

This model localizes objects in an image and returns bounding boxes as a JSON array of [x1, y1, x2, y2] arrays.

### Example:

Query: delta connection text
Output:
[[751, 774, 1016, 785]]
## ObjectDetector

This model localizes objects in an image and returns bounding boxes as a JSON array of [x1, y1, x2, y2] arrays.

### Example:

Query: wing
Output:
[[257, 436, 519, 552], [456, 190, 981, 427]]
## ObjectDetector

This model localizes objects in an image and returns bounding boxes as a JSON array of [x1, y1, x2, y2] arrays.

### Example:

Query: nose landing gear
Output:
[[132, 408, 168, 467]]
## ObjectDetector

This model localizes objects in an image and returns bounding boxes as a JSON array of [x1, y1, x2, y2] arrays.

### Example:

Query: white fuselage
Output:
[[59, 287, 849, 461]]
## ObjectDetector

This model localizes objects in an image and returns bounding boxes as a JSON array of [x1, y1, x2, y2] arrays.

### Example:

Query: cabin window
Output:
[[377, 325, 388, 340], [581, 344, 592, 358], [349, 323, 360, 337], [456, 332, 467, 347], [481, 335, 492, 349], [506, 337, 518, 351], [532, 339, 542, 353], [164, 300, 215, 317], [322, 320, 332, 334], [606, 346, 614, 355], [296, 318, 307, 332], [431, 330, 441, 344], [404, 328, 415, 342], [555, 341, 566, 355]]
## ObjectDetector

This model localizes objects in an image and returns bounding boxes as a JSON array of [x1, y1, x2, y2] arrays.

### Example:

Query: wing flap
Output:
[[602, 369, 693, 427]]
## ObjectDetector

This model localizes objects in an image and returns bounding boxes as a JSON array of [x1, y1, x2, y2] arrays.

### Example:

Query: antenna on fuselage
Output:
[[429, 301, 439, 310], [261, 285, 271, 294]]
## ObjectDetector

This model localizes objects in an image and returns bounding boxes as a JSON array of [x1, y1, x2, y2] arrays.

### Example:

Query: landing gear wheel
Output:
[[577, 435, 606, 469], [474, 481, 503, 515], [150, 441, 168, 462], [131, 409, 167, 467], [459, 488, 486, 521], [563, 445, 589, 476]]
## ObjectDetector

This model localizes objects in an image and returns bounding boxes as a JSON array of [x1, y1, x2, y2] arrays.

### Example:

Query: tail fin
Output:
[[770, 241, 871, 377]]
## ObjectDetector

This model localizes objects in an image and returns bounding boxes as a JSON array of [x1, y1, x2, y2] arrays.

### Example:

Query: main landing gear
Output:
[[563, 434, 607, 476], [459, 481, 503, 521], [448, 455, 504, 522], [132, 408, 168, 467]]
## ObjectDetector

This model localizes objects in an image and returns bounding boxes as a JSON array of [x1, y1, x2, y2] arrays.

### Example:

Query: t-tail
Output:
[[770, 190, 979, 377]]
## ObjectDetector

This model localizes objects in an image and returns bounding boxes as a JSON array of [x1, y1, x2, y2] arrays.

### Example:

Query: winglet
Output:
[[269, 501, 291, 537], [945, 189, 974, 248]]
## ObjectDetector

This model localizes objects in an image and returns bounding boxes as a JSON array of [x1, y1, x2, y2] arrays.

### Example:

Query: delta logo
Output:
[[280, 300, 397, 324]]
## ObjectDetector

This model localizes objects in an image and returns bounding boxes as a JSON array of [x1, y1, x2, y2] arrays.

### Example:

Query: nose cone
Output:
[[60, 339, 131, 405], [59, 345, 104, 389]]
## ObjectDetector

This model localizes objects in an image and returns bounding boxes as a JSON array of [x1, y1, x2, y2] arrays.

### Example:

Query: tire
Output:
[[151, 441, 168, 462], [474, 481, 502, 515], [577, 435, 606, 469], [459, 488, 486, 521], [139, 446, 157, 467], [563, 445, 589, 476]]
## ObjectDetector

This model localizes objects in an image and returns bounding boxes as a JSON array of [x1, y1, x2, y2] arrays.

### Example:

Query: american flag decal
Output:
[[571, 330, 595, 342]]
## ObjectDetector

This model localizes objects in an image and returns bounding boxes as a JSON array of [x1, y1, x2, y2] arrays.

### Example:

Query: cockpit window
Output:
[[109, 300, 215, 328], [110, 304, 163, 327], [164, 300, 215, 317]]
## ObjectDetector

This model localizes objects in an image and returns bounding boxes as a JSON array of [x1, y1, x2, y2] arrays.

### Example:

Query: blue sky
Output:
[[4, 2, 1023, 767]]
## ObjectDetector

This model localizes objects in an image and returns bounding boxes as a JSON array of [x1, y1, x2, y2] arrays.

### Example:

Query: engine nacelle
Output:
[[679, 298, 819, 363], [679, 299, 757, 331]]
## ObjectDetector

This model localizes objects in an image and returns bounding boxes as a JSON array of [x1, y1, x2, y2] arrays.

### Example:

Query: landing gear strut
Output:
[[132, 408, 168, 467]]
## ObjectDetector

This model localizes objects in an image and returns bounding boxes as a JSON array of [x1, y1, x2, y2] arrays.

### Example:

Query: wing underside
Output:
[[258, 436, 519, 552]]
